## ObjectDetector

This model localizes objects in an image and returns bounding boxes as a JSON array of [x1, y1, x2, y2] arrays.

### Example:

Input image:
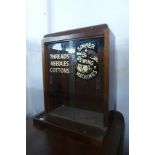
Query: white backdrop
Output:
[[26, 0, 128, 154]]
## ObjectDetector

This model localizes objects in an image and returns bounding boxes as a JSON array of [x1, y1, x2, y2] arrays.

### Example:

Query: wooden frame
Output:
[[33, 24, 116, 144]]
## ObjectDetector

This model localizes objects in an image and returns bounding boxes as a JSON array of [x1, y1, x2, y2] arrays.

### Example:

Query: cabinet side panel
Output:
[[42, 43, 50, 112], [109, 30, 116, 111], [103, 29, 109, 126]]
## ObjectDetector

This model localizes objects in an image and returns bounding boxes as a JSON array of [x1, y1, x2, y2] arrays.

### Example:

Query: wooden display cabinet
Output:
[[33, 24, 116, 145]]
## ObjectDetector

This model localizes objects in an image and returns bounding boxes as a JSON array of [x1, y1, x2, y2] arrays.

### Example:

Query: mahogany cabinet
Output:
[[33, 24, 116, 146]]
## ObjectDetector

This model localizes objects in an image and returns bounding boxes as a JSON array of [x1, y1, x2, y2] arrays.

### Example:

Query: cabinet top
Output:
[[43, 24, 109, 42]]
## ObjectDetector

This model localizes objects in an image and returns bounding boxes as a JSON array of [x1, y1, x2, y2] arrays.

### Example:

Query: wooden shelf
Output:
[[48, 105, 104, 129], [33, 105, 107, 145]]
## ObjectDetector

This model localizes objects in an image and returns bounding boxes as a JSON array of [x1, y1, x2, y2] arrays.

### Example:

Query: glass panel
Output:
[[46, 37, 105, 128]]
